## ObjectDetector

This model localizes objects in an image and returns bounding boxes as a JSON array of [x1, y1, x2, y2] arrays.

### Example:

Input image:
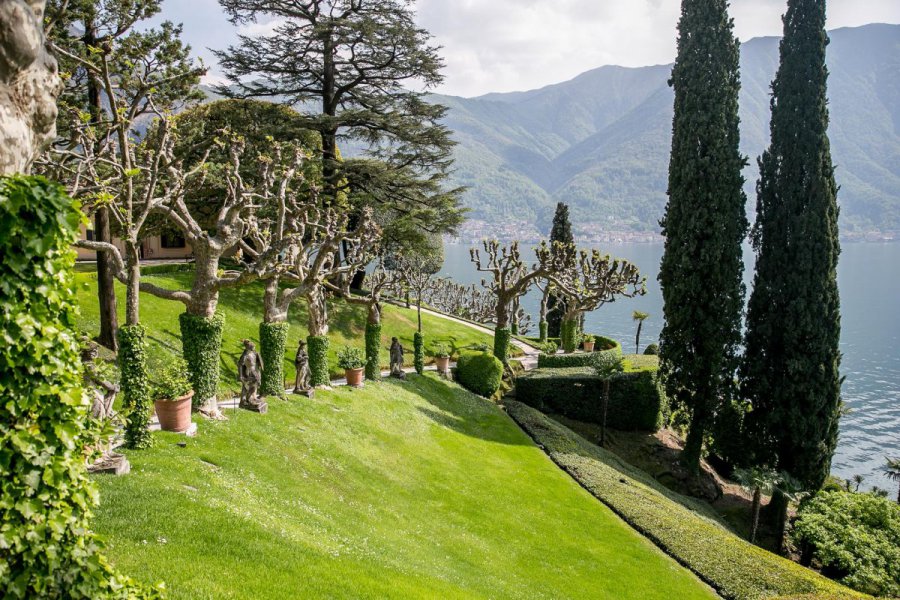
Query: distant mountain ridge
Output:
[[434, 23, 900, 238]]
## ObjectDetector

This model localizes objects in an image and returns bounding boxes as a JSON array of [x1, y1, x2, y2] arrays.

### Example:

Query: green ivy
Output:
[[307, 335, 329, 387], [118, 324, 152, 449], [0, 176, 156, 598], [493, 327, 511, 364], [561, 319, 579, 353], [365, 322, 382, 381], [179, 312, 225, 407], [539, 320, 548, 343], [413, 332, 425, 375], [259, 321, 289, 397]]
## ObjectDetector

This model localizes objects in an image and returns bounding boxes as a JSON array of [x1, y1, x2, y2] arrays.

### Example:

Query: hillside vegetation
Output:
[[91, 375, 716, 599]]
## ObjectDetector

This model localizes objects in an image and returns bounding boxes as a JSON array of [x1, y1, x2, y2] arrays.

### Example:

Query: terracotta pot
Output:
[[154, 391, 194, 433], [435, 356, 451, 373], [583, 341, 596, 352], [345, 367, 364, 387]]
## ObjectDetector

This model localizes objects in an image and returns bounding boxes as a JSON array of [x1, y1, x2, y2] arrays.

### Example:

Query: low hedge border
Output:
[[534, 334, 622, 370], [504, 401, 868, 600], [516, 366, 666, 431]]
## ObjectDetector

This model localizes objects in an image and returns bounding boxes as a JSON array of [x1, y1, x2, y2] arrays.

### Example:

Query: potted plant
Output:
[[583, 334, 596, 352], [338, 346, 365, 387], [152, 358, 194, 433], [433, 343, 451, 373]]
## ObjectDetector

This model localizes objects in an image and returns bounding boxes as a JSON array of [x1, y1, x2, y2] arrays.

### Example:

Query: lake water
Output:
[[438, 242, 900, 491]]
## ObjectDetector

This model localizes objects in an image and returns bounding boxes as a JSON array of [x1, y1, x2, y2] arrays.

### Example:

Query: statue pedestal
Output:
[[240, 399, 268, 414], [88, 452, 131, 476], [293, 389, 315, 398]]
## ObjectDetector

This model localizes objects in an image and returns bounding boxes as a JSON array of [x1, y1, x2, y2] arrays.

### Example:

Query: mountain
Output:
[[434, 23, 900, 238]]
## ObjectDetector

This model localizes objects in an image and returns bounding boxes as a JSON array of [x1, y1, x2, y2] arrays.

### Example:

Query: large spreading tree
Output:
[[214, 0, 464, 282], [741, 0, 842, 491], [659, 0, 748, 474]]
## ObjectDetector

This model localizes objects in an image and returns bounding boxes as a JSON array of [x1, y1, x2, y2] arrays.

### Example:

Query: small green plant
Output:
[[470, 342, 490, 353], [539, 341, 559, 355], [337, 346, 365, 370], [152, 358, 193, 401], [583, 334, 596, 344], [432, 342, 451, 358]]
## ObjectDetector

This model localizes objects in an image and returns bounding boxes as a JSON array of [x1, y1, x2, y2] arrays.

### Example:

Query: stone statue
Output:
[[389, 337, 406, 380], [238, 339, 267, 414], [0, 0, 62, 175], [293, 340, 313, 397], [80, 340, 129, 475]]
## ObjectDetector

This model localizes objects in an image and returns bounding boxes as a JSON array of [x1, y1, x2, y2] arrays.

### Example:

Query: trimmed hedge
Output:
[[516, 366, 665, 431], [0, 176, 154, 598], [307, 335, 329, 387], [493, 326, 512, 363], [537, 335, 623, 369], [456, 351, 504, 398], [365, 322, 382, 381], [179, 312, 225, 407], [259, 321, 289, 397], [118, 324, 153, 449], [505, 401, 867, 600], [413, 331, 425, 374]]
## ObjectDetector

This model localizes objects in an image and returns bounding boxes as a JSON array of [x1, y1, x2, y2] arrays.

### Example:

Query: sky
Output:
[[151, 0, 900, 98]]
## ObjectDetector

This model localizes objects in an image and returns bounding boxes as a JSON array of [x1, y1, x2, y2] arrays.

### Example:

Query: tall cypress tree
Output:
[[659, 0, 748, 474], [547, 202, 574, 338], [742, 0, 842, 491]]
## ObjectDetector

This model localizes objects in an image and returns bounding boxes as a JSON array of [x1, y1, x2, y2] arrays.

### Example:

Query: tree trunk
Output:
[[123, 239, 141, 326], [417, 299, 422, 333], [750, 487, 762, 544], [364, 303, 382, 381], [681, 406, 706, 474], [187, 245, 220, 318], [635, 320, 643, 355], [95, 209, 119, 350]]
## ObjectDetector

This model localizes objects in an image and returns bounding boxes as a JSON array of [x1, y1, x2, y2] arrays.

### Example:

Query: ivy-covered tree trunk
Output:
[[740, 0, 842, 491], [259, 278, 289, 397], [493, 301, 512, 363], [365, 304, 382, 381], [306, 285, 330, 387], [659, 0, 748, 474], [118, 324, 152, 449], [539, 320, 548, 343], [413, 331, 425, 375], [561, 317, 580, 353], [179, 312, 225, 408]]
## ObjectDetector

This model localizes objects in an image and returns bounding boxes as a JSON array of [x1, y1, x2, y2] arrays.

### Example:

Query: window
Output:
[[85, 229, 94, 241], [161, 231, 186, 249]]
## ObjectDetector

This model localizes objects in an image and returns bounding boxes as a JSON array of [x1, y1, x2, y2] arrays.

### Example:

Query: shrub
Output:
[[793, 490, 900, 597], [179, 311, 225, 407], [583, 334, 596, 344], [364, 322, 382, 380], [118, 324, 153, 449], [0, 176, 155, 598], [505, 401, 866, 600], [538, 341, 559, 355], [456, 351, 504, 398], [413, 331, 425, 374], [151, 358, 193, 401], [337, 346, 365, 370], [431, 342, 451, 358], [644, 343, 659, 355], [516, 366, 666, 431], [259, 321, 289, 397], [307, 335, 329, 386], [493, 326, 512, 363]]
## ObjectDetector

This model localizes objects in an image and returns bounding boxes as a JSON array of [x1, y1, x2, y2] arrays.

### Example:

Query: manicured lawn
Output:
[[73, 270, 516, 393], [92, 374, 715, 599]]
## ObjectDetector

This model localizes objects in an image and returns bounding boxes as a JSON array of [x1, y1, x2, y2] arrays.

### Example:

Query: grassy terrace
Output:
[[73, 270, 519, 392], [92, 375, 715, 599]]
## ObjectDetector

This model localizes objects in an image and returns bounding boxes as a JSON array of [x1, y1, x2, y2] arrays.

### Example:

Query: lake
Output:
[[438, 242, 900, 491]]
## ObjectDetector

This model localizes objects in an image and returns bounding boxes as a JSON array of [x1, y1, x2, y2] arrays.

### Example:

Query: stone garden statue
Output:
[[293, 340, 313, 397], [389, 337, 406, 380], [0, 0, 61, 175], [80, 340, 129, 475], [238, 339, 268, 413]]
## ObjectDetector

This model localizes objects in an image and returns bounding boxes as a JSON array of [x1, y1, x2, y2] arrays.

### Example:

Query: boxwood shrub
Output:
[[456, 351, 504, 398], [179, 311, 225, 407], [516, 366, 665, 431], [413, 331, 425, 374], [259, 321, 289, 397], [537, 335, 622, 369]]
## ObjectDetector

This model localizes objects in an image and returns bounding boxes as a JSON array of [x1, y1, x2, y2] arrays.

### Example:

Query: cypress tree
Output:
[[741, 0, 842, 491], [547, 202, 575, 338], [659, 0, 748, 474]]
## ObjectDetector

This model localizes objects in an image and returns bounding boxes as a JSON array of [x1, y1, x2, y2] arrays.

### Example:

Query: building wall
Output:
[[75, 224, 193, 261]]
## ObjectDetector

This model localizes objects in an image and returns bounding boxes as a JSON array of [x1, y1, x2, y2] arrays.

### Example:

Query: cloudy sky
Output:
[[152, 0, 900, 98]]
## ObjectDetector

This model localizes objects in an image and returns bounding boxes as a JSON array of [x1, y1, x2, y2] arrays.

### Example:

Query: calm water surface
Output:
[[439, 242, 900, 490]]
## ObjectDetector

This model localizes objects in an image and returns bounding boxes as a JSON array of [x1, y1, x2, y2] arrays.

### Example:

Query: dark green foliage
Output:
[[505, 401, 867, 600], [456, 352, 504, 398], [546, 202, 574, 338], [537, 337, 621, 369], [794, 491, 900, 596], [307, 335, 330, 387], [365, 322, 382, 381], [516, 367, 666, 432], [0, 176, 152, 598], [560, 319, 581, 353], [493, 327, 512, 364], [644, 343, 659, 355], [117, 324, 152, 449], [413, 332, 425, 375], [150, 358, 192, 401], [178, 312, 225, 407], [659, 0, 748, 473], [741, 0, 842, 491], [538, 320, 548, 343], [259, 322, 289, 397]]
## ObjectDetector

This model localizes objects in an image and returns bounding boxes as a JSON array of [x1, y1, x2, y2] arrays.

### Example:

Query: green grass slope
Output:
[[505, 400, 868, 600], [73, 270, 517, 393], [92, 375, 716, 599]]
